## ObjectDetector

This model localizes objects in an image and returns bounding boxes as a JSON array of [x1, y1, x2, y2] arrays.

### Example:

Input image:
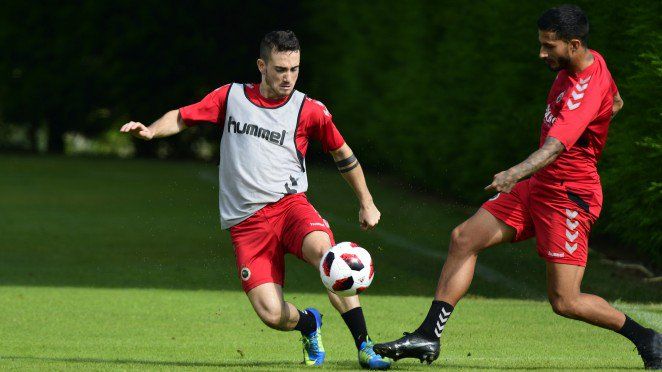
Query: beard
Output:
[[545, 55, 571, 72], [263, 74, 291, 98]]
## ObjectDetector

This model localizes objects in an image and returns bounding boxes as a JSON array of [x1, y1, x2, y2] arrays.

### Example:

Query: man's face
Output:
[[258, 49, 300, 97], [538, 30, 571, 72]]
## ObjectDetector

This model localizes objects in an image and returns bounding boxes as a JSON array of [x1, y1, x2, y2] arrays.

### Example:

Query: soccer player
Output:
[[374, 5, 661, 369], [120, 31, 391, 369]]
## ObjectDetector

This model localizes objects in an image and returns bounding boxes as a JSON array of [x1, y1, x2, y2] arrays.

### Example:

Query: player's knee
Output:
[[302, 231, 332, 267], [449, 225, 475, 255], [548, 295, 580, 318]]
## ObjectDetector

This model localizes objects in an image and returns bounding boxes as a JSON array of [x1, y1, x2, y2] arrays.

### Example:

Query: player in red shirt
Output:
[[374, 5, 661, 369], [120, 31, 391, 369]]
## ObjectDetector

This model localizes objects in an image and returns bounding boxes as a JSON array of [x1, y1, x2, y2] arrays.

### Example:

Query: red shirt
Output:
[[179, 83, 345, 155], [535, 50, 618, 185]]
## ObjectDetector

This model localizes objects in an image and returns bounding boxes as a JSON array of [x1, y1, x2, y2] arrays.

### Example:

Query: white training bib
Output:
[[218, 83, 307, 229]]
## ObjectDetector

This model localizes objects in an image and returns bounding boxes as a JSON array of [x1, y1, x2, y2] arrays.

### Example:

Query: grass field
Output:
[[1, 154, 660, 370]]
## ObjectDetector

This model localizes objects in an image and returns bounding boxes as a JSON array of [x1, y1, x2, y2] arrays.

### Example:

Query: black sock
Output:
[[342, 307, 368, 349], [414, 300, 454, 340], [294, 309, 317, 336], [617, 315, 654, 348]]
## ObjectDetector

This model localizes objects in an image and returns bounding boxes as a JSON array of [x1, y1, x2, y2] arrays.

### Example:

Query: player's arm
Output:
[[330, 143, 381, 231], [612, 92, 624, 118], [120, 110, 187, 140], [485, 137, 564, 193]]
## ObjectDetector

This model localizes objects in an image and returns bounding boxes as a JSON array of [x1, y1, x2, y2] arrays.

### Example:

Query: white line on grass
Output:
[[325, 212, 539, 298], [614, 302, 662, 329], [197, 170, 539, 298]]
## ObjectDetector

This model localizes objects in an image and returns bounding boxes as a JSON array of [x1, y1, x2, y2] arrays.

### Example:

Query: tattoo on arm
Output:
[[509, 137, 564, 180], [336, 154, 359, 173], [339, 161, 360, 173]]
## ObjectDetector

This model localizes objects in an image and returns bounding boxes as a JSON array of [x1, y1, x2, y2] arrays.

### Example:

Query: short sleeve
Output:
[[548, 77, 603, 150], [303, 98, 345, 152], [179, 84, 230, 127]]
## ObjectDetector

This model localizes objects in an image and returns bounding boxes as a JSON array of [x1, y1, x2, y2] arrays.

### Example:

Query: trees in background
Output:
[[0, 1, 659, 264], [304, 0, 661, 265]]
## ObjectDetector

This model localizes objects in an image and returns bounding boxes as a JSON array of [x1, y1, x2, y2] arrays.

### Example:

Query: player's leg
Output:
[[246, 282, 307, 330], [533, 180, 661, 369], [374, 208, 516, 363], [301, 231, 361, 313], [546, 262, 661, 368], [434, 208, 516, 305], [246, 282, 325, 366], [301, 231, 391, 370], [231, 208, 325, 366], [374, 182, 534, 364], [546, 262, 623, 328]]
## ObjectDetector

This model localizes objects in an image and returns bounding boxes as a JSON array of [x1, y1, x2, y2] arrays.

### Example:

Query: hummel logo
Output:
[[567, 99, 581, 110], [565, 242, 578, 254], [548, 250, 565, 258], [575, 82, 589, 92], [566, 230, 579, 242], [434, 309, 452, 337], [566, 219, 579, 230], [565, 209, 578, 219], [571, 91, 584, 100], [227, 116, 287, 146]]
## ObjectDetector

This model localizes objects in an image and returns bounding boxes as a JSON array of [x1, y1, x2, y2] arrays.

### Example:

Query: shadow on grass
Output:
[[1, 154, 659, 303], [2, 355, 641, 370], [3, 355, 373, 370], [2, 355, 290, 368]]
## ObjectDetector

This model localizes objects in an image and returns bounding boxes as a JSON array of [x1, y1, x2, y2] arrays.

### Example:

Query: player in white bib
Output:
[[120, 31, 391, 369]]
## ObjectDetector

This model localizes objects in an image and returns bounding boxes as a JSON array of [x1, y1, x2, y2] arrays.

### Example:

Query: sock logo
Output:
[[434, 308, 451, 337]]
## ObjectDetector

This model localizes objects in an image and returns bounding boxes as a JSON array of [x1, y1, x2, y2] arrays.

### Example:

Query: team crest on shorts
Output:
[[240, 267, 251, 281]]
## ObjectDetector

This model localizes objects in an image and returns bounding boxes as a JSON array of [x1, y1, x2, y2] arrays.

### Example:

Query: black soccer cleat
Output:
[[638, 330, 662, 369], [373, 332, 440, 365]]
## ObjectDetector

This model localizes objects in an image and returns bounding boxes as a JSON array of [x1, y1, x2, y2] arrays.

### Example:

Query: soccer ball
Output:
[[319, 241, 374, 297]]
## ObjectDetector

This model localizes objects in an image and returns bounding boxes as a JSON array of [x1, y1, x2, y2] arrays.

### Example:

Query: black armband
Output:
[[335, 154, 357, 168], [336, 154, 359, 173], [339, 161, 360, 173]]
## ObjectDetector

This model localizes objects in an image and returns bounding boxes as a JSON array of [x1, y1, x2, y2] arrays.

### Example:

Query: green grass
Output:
[[0, 154, 660, 370]]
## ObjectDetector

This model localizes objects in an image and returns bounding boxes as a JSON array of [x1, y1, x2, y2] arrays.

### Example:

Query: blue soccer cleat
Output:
[[359, 337, 392, 370], [301, 308, 325, 366]]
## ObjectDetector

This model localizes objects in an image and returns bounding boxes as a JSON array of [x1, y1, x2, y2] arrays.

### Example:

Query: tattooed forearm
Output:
[[485, 137, 564, 193], [509, 137, 565, 179]]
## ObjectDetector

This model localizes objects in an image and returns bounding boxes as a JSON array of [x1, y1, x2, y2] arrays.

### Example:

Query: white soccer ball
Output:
[[319, 241, 374, 297]]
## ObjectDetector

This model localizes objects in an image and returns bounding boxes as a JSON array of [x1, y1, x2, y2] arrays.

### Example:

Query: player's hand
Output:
[[359, 202, 380, 231], [485, 170, 518, 193], [611, 92, 623, 118], [120, 121, 154, 141]]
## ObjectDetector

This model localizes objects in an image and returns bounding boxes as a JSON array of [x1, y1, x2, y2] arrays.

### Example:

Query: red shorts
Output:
[[229, 193, 335, 293], [481, 176, 602, 266]]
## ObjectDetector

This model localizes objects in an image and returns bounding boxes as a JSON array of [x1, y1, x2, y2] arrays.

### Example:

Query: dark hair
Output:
[[259, 30, 300, 62], [537, 4, 589, 45]]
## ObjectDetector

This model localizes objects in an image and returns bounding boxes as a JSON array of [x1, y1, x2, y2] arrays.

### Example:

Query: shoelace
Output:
[[302, 334, 320, 354], [363, 346, 377, 358]]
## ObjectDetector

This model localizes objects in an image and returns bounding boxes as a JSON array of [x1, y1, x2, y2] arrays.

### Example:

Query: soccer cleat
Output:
[[358, 337, 392, 370], [373, 332, 440, 364], [301, 308, 325, 366], [638, 330, 662, 369]]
